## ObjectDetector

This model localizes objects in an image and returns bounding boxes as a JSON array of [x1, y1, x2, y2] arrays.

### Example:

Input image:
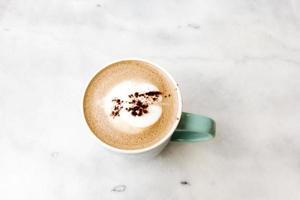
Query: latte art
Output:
[[111, 90, 162, 118], [83, 60, 180, 150], [104, 81, 170, 130]]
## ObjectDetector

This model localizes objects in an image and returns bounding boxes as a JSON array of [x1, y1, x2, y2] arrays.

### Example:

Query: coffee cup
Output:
[[83, 59, 215, 159]]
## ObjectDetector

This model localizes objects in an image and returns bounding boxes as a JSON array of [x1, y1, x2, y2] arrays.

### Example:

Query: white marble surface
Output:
[[1, 0, 300, 199]]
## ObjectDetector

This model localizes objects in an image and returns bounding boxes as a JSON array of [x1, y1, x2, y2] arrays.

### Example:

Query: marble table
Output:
[[1, 0, 300, 199]]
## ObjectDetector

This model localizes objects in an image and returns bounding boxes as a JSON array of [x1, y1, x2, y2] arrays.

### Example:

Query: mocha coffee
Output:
[[83, 60, 180, 150]]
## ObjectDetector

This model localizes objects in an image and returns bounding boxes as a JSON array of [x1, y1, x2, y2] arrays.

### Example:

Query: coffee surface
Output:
[[83, 60, 180, 150]]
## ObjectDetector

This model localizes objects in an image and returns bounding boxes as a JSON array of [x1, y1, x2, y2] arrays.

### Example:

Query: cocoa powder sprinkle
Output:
[[110, 91, 163, 117]]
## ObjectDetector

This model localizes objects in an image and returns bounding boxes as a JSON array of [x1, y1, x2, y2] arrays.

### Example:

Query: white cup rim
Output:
[[83, 58, 183, 154]]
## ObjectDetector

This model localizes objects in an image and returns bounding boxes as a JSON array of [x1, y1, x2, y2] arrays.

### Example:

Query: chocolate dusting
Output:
[[127, 100, 148, 116], [111, 98, 123, 118], [145, 91, 162, 96], [126, 91, 161, 117], [110, 91, 163, 118]]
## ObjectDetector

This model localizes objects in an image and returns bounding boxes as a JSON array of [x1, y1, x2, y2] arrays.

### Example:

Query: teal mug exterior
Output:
[[171, 112, 215, 142]]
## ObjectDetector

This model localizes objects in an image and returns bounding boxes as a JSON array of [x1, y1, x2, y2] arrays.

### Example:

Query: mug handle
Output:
[[171, 112, 216, 142]]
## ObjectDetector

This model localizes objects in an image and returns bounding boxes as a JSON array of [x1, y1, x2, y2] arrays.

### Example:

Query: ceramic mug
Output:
[[84, 59, 216, 159]]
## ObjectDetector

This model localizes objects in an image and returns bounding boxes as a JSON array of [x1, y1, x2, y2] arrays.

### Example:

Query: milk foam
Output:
[[104, 81, 162, 131]]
